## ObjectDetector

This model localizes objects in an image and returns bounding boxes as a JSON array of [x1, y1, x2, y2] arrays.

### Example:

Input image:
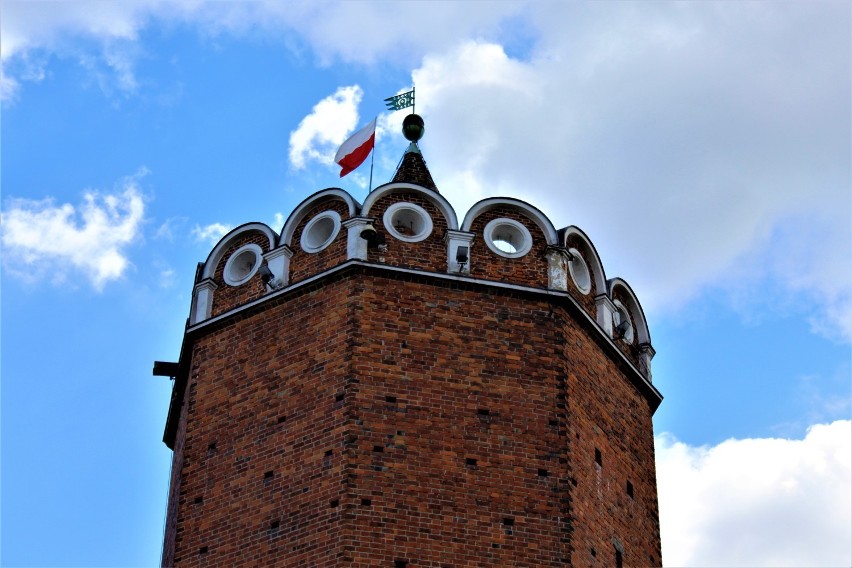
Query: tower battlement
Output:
[[159, 135, 663, 567], [187, 181, 657, 384]]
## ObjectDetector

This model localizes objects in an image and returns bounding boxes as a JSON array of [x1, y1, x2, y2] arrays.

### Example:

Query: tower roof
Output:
[[391, 142, 439, 192]]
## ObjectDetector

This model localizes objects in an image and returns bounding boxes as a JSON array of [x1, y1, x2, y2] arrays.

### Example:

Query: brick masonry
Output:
[[161, 174, 662, 567], [209, 231, 270, 318], [368, 191, 450, 273], [289, 198, 352, 285]]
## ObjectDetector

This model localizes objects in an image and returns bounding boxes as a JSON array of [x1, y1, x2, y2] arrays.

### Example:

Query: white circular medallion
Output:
[[300, 211, 341, 253], [483, 218, 532, 258], [383, 202, 433, 243], [568, 248, 592, 295], [223, 244, 263, 286]]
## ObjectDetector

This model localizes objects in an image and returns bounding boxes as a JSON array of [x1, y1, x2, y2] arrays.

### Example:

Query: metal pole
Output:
[[368, 146, 375, 193]]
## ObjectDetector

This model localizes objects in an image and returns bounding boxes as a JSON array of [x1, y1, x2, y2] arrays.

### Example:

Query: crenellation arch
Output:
[[561, 225, 607, 296], [607, 277, 651, 347], [279, 188, 359, 248], [201, 222, 277, 281], [462, 197, 558, 245], [362, 182, 458, 231]]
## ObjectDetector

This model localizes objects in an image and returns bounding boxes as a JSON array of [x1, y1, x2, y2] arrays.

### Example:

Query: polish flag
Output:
[[334, 118, 376, 177]]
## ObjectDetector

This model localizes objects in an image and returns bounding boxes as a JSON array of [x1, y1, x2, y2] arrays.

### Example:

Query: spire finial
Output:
[[402, 114, 425, 143]]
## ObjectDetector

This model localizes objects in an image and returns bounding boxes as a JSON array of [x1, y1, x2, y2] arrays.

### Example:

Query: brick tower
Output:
[[157, 116, 663, 567]]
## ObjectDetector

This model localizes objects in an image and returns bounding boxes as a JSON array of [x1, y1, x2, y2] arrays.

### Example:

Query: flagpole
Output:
[[368, 144, 374, 193], [412, 85, 415, 115]]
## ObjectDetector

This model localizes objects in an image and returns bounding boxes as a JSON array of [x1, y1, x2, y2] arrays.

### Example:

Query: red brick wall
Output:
[[288, 198, 352, 284], [368, 191, 450, 272], [210, 232, 270, 318], [166, 267, 660, 566], [467, 208, 550, 289], [168, 278, 356, 566], [162, 373, 190, 567], [346, 275, 568, 566], [206, 196, 580, 324], [563, 316, 662, 567]]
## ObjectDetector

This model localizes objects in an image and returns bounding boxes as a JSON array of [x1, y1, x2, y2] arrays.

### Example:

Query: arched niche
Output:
[[562, 225, 607, 296], [607, 277, 651, 346], [201, 222, 277, 281], [279, 188, 359, 248], [462, 197, 558, 246], [362, 182, 459, 231]]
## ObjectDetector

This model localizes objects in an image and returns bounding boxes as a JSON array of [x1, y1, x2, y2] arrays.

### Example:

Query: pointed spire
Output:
[[390, 114, 439, 192], [392, 143, 438, 192]]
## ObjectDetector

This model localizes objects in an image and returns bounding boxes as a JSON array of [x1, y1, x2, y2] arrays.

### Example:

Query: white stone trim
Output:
[[343, 217, 373, 260], [483, 218, 533, 258], [223, 243, 263, 286], [201, 223, 277, 281], [607, 277, 651, 346], [446, 230, 475, 274], [263, 246, 293, 289], [596, 294, 617, 338], [300, 210, 342, 253], [190, 278, 218, 325], [613, 299, 635, 344], [461, 197, 558, 245], [279, 189, 359, 247], [383, 202, 433, 243], [561, 225, 607, 294], [639, 343, 656, 382], [362, 182, 459, 230], [545, 246, 570, 291], [184, 259, 662, 411]]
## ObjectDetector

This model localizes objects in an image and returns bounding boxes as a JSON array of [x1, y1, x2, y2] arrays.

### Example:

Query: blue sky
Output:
[[1, 2, 850, 566]]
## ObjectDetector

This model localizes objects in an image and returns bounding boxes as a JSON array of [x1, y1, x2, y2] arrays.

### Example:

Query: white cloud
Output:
[[771, 365, 852, 438], [272, 212, 285, 231], [154, 217, 188, 242], [722, 211, 852, 343], [250, 1, 523, 67], [404, 2, 850, 340], [0, 0, 521, 65], [191, 222, 230, 246], [0, 0, 151, 101], [159, 268, 176, 289], [0, 1, 143, 62], [0, 174, 146, 290], [0, 1, 520, 101], [2, 2, 849, 341], [0, 67, 21, 103], [288, 85, 363, 170], [656, 420, 852, 567]]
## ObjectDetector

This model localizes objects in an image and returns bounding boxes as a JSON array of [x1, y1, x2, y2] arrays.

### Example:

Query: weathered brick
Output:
[[161, 184, 662, 567]]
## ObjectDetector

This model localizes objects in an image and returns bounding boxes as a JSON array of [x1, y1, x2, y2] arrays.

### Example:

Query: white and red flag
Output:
[[334, 118, 376, 177]]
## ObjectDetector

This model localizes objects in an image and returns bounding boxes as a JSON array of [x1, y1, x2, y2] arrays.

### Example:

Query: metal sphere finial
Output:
[[402, 114, 425, 142]]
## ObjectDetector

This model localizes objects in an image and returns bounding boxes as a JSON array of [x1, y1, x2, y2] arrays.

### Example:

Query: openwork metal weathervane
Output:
[[384, 87, 415, 114]]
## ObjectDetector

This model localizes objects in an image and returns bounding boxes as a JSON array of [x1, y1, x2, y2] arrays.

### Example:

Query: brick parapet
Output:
[[368, 191, 450, 272], [210, 231, 270, 318], [288, 197, 352, 284], [190, 184, 653, 378], [466, 206, 550, 288]]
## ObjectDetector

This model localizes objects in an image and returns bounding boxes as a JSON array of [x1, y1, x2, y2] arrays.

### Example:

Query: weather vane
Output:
[[384, 87, 415, 114], [385, 86, 423, 145]]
